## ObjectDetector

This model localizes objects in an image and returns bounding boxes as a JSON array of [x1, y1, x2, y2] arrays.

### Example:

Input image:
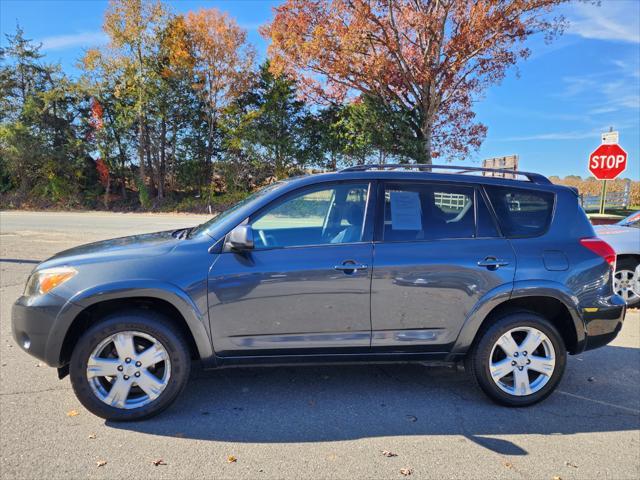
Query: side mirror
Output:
[[226, 224, 254, 251]]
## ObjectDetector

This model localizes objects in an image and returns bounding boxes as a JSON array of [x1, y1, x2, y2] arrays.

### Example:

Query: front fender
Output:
[[449, 280, 586, 358], [46, 280, 214, 366]]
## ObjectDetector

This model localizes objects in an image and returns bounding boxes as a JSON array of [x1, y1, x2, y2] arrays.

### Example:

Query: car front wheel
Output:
[[69, 310, 191, 421], [468, 312, 567, 407]]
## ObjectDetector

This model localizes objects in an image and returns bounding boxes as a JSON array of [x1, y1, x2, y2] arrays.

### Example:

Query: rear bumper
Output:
[[582, 294, 626, 351]]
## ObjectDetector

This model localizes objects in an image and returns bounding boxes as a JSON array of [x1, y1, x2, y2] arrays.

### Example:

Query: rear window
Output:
[[486, 186, 554, 237]]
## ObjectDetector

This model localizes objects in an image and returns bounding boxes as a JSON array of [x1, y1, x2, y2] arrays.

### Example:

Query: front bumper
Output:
[[582, 294, 627, 351], [11, 294, 82, 367]]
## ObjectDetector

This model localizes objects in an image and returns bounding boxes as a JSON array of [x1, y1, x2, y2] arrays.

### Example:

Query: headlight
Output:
[[24, 267, 77, 297]]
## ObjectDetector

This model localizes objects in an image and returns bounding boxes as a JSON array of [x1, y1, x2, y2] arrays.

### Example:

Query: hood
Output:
[[38, 230, 181, 269]]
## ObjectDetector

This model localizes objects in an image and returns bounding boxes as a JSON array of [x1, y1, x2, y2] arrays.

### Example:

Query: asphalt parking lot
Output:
[[1, 211, 639, 480]]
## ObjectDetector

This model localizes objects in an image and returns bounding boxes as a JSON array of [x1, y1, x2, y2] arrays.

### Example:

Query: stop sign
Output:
[[589, 144, 627, 180]]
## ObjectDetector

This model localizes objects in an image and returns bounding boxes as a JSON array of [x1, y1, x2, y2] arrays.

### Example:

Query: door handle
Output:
[[477, 257, 510, 269], [334, 263, 368, 273]]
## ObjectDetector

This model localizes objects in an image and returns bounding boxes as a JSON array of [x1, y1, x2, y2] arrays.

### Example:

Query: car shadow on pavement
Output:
[[108, 344, 640, 455]]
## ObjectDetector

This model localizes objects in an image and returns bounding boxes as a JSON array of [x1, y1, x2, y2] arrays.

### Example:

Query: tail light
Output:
[[580, 237, 616, 270]]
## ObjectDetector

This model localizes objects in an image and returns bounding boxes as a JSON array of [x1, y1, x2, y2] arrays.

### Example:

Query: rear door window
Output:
[[485, 186, 554, 237], [382, 183, 475, 241]]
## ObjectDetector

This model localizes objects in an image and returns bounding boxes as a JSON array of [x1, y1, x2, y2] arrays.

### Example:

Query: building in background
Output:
[[482, 155, 519, 178]]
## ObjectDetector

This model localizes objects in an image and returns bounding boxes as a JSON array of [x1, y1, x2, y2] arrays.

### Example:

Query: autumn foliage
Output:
[[265, 0, 568, 162], [4, 0, 625, 214]]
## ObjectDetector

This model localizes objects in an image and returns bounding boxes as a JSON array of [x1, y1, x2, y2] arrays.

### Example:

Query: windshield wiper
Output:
[[172, 227, 194, 239]]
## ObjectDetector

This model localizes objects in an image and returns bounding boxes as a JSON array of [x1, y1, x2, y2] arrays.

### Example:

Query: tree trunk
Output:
[[136, 43, 147, 203], [103, 176, 111, 209], [137, 118, 147, 193], [157, 117, 166, 199], [145, 126, 157, 198], [120, 176, 127, 199], [419, 118, 433, 164]]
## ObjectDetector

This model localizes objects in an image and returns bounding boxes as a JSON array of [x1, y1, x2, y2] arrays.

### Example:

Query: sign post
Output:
[[588, 130, 627, 214], [598, 178, 607, 214]]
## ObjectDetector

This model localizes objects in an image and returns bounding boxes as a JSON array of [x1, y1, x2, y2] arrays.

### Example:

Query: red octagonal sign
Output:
[[589, 144, 627, 180]]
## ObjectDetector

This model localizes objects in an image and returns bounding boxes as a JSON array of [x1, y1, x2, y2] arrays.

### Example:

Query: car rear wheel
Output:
[[69, 310, 191, 421], [613, 258, 640, 307], [468, 312, 567, 407]]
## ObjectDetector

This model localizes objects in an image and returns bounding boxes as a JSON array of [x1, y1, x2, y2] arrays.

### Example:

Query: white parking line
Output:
[[557, 390, 640, 414]]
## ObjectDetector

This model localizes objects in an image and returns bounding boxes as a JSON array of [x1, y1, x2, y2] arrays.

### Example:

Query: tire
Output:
[[69, 309, 191, 421], [467, 312, 567, 407], [613, 258, 640, 308]]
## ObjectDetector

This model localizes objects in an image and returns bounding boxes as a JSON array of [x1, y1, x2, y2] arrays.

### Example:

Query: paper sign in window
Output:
[[390, 191, 422, 230]]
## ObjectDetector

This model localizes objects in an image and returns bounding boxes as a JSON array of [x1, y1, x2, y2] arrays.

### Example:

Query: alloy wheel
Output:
[[86, 331, 171, 409], [489, 326, 556, 397], [613, 269, 639, 303]]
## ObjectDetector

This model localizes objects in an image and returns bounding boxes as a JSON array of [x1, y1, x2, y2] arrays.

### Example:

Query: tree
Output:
[[184, 8, 255, 181], [102, 0, 168, 203], [264, 0, 567, 163], [221, 61, 315, 180], [0, 27, 93, 200], [82, 50, 137, 201]]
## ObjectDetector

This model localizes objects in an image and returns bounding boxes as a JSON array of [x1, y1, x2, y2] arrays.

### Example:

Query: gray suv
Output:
[[12, 165, 626, 420]]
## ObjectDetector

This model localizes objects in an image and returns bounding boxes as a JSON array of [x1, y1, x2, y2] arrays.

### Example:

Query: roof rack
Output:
[[339, 164, 551, 185]]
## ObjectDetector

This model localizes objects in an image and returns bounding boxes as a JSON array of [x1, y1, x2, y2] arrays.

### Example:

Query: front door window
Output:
[[252, 183, 369, 248]]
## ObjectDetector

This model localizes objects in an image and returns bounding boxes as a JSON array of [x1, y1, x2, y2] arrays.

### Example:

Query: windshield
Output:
[[618, 211, 640, 228], [190, 182, 284, 237]]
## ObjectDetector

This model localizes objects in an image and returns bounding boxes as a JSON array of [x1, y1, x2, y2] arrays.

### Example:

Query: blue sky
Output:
[[1, 0, 639, 179]]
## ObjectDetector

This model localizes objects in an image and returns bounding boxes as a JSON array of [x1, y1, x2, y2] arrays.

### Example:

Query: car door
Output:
[[371, 181, 515, 351], [208, 181, 374, 356]]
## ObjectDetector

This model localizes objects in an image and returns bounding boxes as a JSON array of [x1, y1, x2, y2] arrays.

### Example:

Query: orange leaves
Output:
[[90, 98, 104, 131], [265, 0, 567, 161], [184, 8, 255, 112], [104, 0, 167, 50], [96, 158, 110, 187], [162, 15, 195, 74]]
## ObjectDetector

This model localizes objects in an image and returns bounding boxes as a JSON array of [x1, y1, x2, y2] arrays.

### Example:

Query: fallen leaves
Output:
[[151, 459, 167, 466], [382, 450, 398, 457], [227, 455, 237, 463], [552, 476, 562, 480], [503, 461, 513, 469], [88, 433, 96, 440], [96, 460, 107, 467], [400, 467, 413, 476], [66, 410, 79, 417]]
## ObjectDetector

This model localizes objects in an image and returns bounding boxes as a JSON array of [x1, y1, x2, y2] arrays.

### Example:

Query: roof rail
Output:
[[338, 164, 551, 185]]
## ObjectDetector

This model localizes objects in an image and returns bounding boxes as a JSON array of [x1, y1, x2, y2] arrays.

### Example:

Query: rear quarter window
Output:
[[485, 186, 555, 237]]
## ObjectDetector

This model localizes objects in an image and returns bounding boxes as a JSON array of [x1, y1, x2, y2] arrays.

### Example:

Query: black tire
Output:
[[69, 309, 191, 421], [614, 258, 640, 307], [467, 312, 567, 407]]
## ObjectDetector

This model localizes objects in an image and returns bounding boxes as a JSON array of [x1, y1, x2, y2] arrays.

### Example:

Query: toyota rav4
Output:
[[12, 165, 626, 420]]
